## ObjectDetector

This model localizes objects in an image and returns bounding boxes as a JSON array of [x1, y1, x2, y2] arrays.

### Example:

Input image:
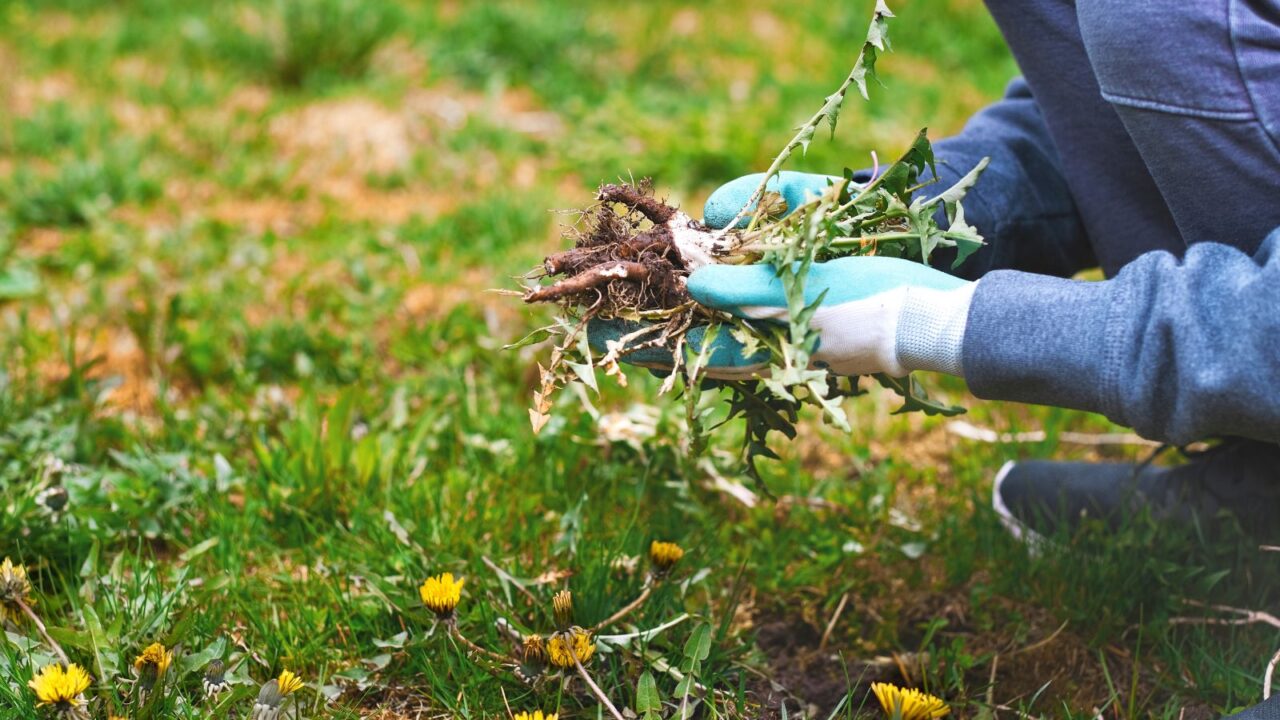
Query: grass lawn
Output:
[[1, 0, 1277, 718]]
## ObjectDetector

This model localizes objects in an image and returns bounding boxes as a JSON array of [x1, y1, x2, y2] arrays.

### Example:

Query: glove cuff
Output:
[[896, 282, 977, 377]]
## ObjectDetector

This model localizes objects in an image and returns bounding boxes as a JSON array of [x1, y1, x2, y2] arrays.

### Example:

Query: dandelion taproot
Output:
[[871, 683, 949, 720], [419, 573, 464, 618], [28, 663, 91, 717], [648, 541, 684, 574], [546, 627, 595, 668], [514, 712, 557, 720]]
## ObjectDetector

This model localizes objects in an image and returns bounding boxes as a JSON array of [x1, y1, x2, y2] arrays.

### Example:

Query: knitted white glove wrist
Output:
[[895, 282, 977, 377]]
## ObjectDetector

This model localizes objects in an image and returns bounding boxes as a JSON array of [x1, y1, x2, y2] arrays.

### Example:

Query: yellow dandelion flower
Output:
[[871, 683, 949, 720], [28, 662, 91, 708], [648, 541, 684, 573], [513, 712, 557, 720], [419, 573, 464, 618], [277, 669, 304, 696], [546, 627, 595, 668], [133, 642, 173, 676], [552, 589, 573, 629]]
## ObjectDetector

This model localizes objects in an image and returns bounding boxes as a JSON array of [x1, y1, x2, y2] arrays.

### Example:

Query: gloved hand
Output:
[[588, 171, 977, 381], [688, 256, 976, 378], [586, 171, 840, 378]]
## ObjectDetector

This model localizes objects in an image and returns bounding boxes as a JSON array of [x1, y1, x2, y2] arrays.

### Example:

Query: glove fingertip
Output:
[[702, 174, 766, 230]]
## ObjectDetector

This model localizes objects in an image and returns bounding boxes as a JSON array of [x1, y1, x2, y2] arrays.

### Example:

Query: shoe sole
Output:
[[991, 460, 1049, 550]]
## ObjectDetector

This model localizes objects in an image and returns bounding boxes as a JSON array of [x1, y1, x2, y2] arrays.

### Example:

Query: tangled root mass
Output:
[[523, 181, 700, 315]]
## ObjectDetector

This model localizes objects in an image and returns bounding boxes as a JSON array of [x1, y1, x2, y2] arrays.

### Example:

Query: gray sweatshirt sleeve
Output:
[[961, 229, 1280, 445]]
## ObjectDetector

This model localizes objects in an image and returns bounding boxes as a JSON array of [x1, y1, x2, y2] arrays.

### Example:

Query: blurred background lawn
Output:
[[1, 1, 1277, 718]]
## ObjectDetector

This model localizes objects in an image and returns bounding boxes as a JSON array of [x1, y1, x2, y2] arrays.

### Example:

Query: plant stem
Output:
[[573, 655, 625, 720], [723, 80, 865, 235], [588, 580, 653, 634], [16, 597, 70, 666], [448, 622, 511, 665]]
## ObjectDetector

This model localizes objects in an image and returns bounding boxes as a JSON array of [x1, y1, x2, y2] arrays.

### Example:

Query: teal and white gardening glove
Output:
[[696, 171, 977, 379], [687, 256, 976, 378], [589, 171, 976, 380]]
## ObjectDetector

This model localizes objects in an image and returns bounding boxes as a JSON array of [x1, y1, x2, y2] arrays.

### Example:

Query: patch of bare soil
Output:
[[271, 98, 421, 182], [36, 326, 165, 417], [349, 683, 450, 720], [3, 71, 77, 117], [749, 584, 1216, 718], [750, 615, 911, 718]]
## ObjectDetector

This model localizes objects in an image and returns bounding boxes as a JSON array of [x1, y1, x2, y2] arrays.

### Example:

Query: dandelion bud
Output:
[[522, 634, 545, 663], [0, 558, 33, 603], [252, 671, 302, 720], [0, 558, 34, 625], [133, 643, 173, 692], [202, 659, 230, 698], [648, 541, 684, 575], [37, 485, 69, 515], [252, 679, 284, 720], [552, 589, 574, 629]]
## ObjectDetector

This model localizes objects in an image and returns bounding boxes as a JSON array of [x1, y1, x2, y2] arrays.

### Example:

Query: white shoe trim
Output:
[[992, 460, 1048, 550]]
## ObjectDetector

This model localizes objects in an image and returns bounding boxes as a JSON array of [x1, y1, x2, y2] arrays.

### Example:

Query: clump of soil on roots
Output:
[[523, 180, 716, 317]]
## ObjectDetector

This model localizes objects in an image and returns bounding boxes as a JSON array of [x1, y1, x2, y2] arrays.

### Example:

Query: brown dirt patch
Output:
[[271, 98, 422, 182], [36, 326, 163, 416], [751, 614, 911, 718], [4, 71, 77, 117]]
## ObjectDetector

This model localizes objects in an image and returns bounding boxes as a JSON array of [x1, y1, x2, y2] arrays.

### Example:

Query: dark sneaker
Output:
[[992, 439, 1280, 544], [1223, 694, 1280, 720]]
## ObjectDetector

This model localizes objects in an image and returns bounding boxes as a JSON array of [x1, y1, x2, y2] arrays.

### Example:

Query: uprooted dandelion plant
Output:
[[516, 0, 990, 481]]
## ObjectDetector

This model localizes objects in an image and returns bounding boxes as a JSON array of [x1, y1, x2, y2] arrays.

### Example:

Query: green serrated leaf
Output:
[[925, 155, 990, 220]]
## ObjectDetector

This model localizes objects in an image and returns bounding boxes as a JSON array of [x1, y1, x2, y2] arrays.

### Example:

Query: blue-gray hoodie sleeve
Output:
[[920, 78, 1096, 281], [962, 229, 1280, 445]]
